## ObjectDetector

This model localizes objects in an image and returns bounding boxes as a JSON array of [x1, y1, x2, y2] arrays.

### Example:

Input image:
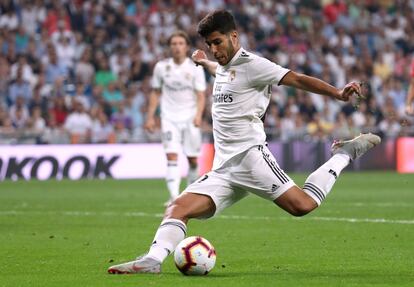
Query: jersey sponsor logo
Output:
[[213, 93, 233, 103]]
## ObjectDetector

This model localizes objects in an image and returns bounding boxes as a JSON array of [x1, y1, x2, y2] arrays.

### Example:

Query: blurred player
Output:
[[108, 10, 381, 274], [405, 57, 414, 115], [144, 31, 206, 205]]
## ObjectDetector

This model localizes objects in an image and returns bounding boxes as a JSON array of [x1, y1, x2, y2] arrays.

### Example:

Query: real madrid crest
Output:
[[228, 70, 236, 82]]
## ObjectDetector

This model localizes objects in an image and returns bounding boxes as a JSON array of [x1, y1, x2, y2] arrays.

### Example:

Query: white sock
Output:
[[187, 165, 199, 186], [166, 161, 180, 199], [147, 218, 187, 263], [303, 154, 350, 206]]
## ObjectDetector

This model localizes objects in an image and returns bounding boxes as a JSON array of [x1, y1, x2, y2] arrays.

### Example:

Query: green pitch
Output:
[[1, 172, 413, 287]]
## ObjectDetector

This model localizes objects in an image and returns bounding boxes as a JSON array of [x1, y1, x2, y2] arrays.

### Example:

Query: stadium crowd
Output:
[[0, 0, 413, 144]]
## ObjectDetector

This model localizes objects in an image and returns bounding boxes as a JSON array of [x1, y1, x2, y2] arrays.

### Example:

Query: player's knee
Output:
[[164, 196, 195, 222], [166, 153, 178, 161], [188, 157, 198, 168], [289, 200, 315, 217]]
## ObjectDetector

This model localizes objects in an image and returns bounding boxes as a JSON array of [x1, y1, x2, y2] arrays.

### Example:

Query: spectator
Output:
[[8, 68, 32, 106], [49, 96, 68, 126], [64, 100, 93, 143], [379, 113, 402, 138], [75, 48, 95, 87], [56, 35, 76, 70], [129, 53, 150, 83], [95, 58, 117, 87], [9, 97, 30, 129], [10, 54, 34, 83], [91, 107, 114, 143], [43, 45, 68, 84], [30, 106, 46, 133], [0, 55, 10, 106], [0, 0, 413, 143], [0, 9, 19, 30], [103, 81, 124, 112]]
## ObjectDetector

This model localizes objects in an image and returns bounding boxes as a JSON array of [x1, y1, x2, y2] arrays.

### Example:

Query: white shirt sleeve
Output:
[[193, 66, 206, 92], [247, 56, 290, 86], [151, 62, 163, 89]]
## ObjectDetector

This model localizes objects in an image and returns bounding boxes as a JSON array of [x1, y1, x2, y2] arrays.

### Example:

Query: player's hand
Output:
[[405, 104, 414, 116], [144, 117, 156, 133], [193, 114, 202, 127], [192, 49, 208, 66], [337, 82, 363, 102]]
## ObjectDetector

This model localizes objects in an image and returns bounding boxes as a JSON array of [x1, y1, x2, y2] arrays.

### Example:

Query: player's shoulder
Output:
[[233, 48, 268, 66], [155, 58, 171, 68], [183, 57, 200, 69]]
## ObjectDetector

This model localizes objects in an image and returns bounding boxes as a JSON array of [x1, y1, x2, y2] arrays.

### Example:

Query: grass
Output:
[[0, 172, 413, 286]]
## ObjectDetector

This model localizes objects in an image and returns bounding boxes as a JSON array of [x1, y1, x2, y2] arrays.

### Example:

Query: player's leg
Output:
[[275, 133, 381, 215], [183, 121, 202, 185], [108, 170, 246, 274], [187, 156, 199, 185], [165, 152, 180, 203], [108, 192, 215, 274], [161, 119, 182, 203]]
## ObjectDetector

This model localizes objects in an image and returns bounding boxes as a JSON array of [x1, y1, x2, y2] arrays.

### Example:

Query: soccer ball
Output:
[[174, 236, 216, 275]]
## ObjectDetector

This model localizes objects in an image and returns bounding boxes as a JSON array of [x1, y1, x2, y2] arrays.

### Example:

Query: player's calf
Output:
[[274, 186, 318, 217]]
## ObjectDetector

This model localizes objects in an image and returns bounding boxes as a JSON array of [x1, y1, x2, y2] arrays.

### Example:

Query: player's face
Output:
[[205, 31, 238, 65], [169, 36, 189, 61]]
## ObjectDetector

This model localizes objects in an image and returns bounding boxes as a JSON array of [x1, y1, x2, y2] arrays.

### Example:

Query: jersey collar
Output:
[[222, 47, 244, 69], [171, 57, 189, 67]]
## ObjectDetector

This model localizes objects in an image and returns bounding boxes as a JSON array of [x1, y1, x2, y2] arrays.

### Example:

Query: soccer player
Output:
[[144, 31, 207, 205], [405, 57, 414, 115], [108, 10, 381, 274]]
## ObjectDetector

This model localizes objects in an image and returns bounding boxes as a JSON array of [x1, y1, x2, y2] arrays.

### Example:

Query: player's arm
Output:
[[280, 71, 362, 102], [191, 49, 217, 77], [194, 90, 205, 127], [405, 78, 414, 115], [144, 89, 161, 133]]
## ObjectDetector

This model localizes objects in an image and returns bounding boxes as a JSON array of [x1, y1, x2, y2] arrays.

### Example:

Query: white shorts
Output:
[[183, 145, 295, 218], [161, 118, 202, 157]]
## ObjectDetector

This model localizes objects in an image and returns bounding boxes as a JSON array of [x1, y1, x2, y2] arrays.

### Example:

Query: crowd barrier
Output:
[[0, 138, 412, 181]]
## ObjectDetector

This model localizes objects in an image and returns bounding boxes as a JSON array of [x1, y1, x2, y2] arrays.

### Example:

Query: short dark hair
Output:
[[197, 10, 236, 38], [168, 30, 190, 45]]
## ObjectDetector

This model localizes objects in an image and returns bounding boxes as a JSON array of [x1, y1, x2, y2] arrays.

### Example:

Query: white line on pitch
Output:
[[331, 202, 414, 208], [1, 210, 414, 225]]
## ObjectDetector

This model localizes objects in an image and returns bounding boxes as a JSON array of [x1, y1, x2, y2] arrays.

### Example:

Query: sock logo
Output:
[[329, 169, 338, 179]]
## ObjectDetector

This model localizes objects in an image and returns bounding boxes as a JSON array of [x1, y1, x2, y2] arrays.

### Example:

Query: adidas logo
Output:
[[329, 169, 338, 179], [272, 184, 279, 192], [240, 51, 249, 57]]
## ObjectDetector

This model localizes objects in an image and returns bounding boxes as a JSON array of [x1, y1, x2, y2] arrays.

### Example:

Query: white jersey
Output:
[[152, 57, 206, 122], [212, 48, 290, 169]]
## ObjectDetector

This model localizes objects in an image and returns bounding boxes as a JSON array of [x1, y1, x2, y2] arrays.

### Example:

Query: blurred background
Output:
[[0, 0, 413, 179]]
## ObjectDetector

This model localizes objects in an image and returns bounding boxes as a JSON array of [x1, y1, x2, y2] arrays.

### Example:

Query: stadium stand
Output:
[[0, 0, 413, 144]]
